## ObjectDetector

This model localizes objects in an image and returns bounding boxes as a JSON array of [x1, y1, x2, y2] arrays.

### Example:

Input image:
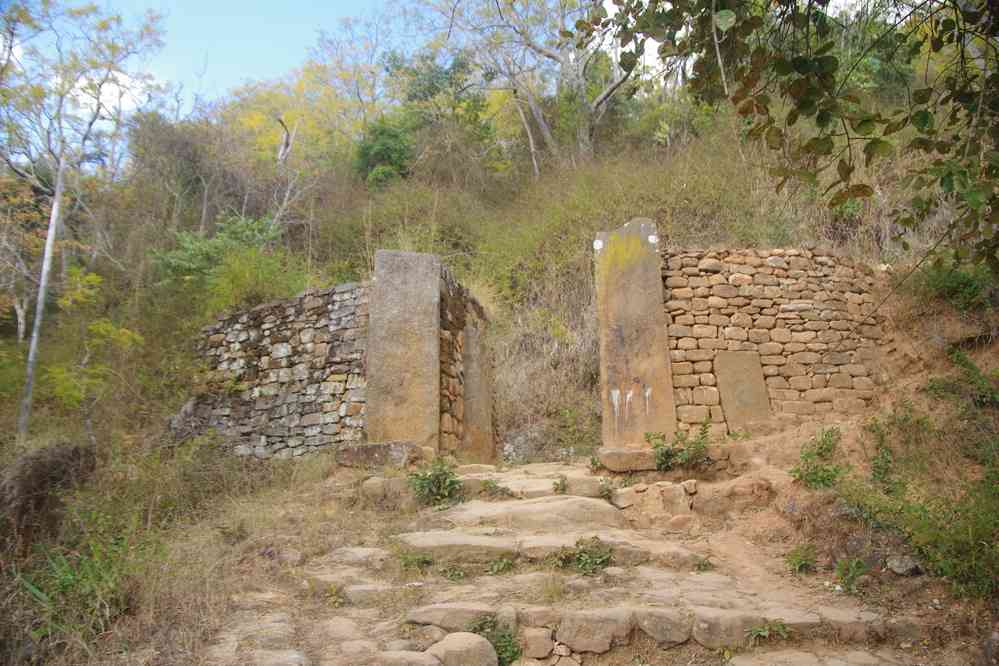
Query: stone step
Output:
[[405, 600, 900, 655], [442, 495, 627, 530], [393, 528, 703, 569], [729, 648, 906, 665]]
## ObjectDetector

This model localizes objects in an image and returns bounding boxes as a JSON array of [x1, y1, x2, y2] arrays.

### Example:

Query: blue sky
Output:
[[107, 0, 379, 100]]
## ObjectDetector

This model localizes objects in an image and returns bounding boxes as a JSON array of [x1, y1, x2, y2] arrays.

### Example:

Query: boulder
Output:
[[394, 531, 518, 563], [634, 607, 693, 646], [555, 608, 635, 653], [426, 632, 498, 666], [521, 627, 554, 658], [597, 448, 657, 472], [371, 651, 442, 666], [406, 603, 495, 632]]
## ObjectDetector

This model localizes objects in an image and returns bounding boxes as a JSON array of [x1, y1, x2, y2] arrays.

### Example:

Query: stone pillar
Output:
[[460, 316, 496, 463], [594, 218, 676, 471], [366, 250, 442, 451]]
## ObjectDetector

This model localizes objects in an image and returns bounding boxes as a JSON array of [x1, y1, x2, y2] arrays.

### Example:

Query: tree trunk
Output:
[[13, 297, 27, 344], [513, 94, 541, 180], [17, 154, 66, 444]]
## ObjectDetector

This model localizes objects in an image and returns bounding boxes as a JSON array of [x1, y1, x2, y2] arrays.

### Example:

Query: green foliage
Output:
[[785, 544, 817, 574], [354, 115, 414, 185], [790, 427, 845, 489], [548, 537, 613, 576], [398, 551, 435, 572], [919, 261, 996, 312], [646, 422, 711, 472], [551, 475, 568, 495], [203, 246, 308, 315], [598, 478, 614, 502], [153, 216, 281, 285], [467, 615, 521, 666], [745, 619, 791, 646], [694, 556, 715, 572], [407, 459, 463, 506], [487, 557, 515, 576], [835, 558, 869, 593]]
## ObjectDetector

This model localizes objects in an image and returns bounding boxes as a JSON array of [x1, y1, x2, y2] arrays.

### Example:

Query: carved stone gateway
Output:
[[594, 219, 677, 469]]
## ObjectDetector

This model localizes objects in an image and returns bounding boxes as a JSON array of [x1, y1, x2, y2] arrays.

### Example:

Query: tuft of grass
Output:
[[468, 615, 521, 666], [745, 619, 791, 646], [551, 475, 568, 495], [540, 574, 567, 604], [790, 426, 845, 489], [646, 421, 712, 472], [407, 459, 463, 506], [481, 479, 514, 499], [784, 544, 817, 575], [694, 556, 715, 572], [398, 551, 435, 573], [439, 565, 466, 581], [917, 260, 996, 312], [547, 536, 613, 576], [598, 478, 614, 502]]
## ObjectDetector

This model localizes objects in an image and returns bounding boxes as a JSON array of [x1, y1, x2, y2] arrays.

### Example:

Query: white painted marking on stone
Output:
[[610, 388, 621, 434], [648, 235, 658, 244], [593, 239, 604, 251], [644, 385, 653, 415], [625, 389, 634, 425]]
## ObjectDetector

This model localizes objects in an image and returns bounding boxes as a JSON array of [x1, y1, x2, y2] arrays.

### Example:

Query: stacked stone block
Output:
[[195, 284, 368, 458], [661, 248, 888, 431]]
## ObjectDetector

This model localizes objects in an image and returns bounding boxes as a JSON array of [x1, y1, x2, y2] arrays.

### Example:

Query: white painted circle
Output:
[[593, 239, 604, 250]]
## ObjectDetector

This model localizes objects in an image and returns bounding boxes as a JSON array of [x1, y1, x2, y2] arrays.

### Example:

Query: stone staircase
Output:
[[200, 454, 963, 666]]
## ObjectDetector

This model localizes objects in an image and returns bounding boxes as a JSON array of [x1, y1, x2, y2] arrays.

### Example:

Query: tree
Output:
[[414, 0, 642, 160], [610, 0, 998, 271], [1, 1, 162, 442]]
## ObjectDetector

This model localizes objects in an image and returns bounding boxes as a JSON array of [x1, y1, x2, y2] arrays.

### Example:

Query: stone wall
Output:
[[183, 250, 496, 463], [660, 247, 889, 433], [194, 284, 368, 458]]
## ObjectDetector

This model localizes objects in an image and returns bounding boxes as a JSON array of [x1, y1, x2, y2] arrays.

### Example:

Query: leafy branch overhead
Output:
[[601, 0, 998, 270]]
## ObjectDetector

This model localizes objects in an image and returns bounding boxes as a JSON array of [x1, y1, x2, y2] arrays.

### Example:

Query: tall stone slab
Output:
[[714, 351, 770, 431], [366, 250, 441, 451], [595, 218, 676, 455], [460, 318, 496, 463]]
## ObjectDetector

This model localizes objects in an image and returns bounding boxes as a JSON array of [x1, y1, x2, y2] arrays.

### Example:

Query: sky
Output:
[[104, 0, 378, 101]]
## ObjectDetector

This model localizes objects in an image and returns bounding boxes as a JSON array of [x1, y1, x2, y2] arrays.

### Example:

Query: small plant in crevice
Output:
[[408, 458, 463, 506], [835, 557, 869, 593], [646, 421, 712, 472], [468, 615, 522, 666], [439, 564, 466, 581], [790, 426, 845, 489], [745, 619, 791, 646], [589, 455, 604, 472], [487, 557, 516, 575], [598, 478, 615, 502], [694, 556, 715, 572], [552, 475, 568, 495], [547, 536, 613, 576], [482, 479, 514, 499], [398, 551, 435, 573], [784, 544, 817, 575]]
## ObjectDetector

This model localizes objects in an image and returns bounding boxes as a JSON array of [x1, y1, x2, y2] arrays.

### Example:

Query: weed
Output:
[[552, 475, 568, 495], [835, 558, 869, 593], [398, 551, 435, 573], [326, 583, 348, 607], [790, 427, 845, 489], [784, 544, 817, 575], [918, 260, 995, 312], [694, 556, 715, 572], [745, 620, 791, 646], [481, 479, 514, 499], [439, 565, 466, 581], [548, 536, 613, 576], [646, 421, 712, 472], [540, 574, 567, 603], [598, 478, 614, 502], [408, 459, 463, 506], [468, 615, 522, 666], [487, 557, 515, 576], [589, 455, 604, 472]]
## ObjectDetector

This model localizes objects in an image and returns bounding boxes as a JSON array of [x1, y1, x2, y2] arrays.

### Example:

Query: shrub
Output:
[[407, 459, 463, 506], [790, 427, 845, 489], [487, 557, 515, 576], [918, 260, 995, 312], [835, 558, 869, 593], [784, 544, 817, 574], [467, 615, 521, 666], [204, 246, 309, 316], [548, 536, 613, 576], [647, 422, 712, 472], [398, 551, 434, 572], [745, 620, 791, 646]]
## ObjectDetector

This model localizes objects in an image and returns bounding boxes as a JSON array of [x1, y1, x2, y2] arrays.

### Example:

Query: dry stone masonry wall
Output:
[[194, 284, 368, 459], [661, 247, 889, 433], [182, 250, 495, 462]]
